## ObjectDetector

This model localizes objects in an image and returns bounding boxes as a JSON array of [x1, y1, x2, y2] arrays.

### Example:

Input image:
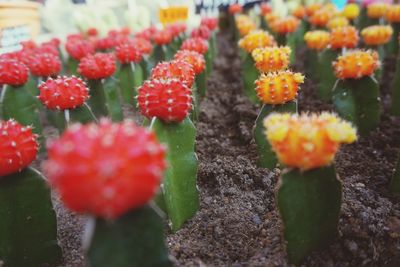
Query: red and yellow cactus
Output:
[[251, 46, 291, 73], [309, 9, 332, 28], [292, 5, 307, 19], [327, 16, 350, 30], [306, 3, 323, 17], [265, 12, 280, 26], [367, 2, 389, 19], [238, 30, 276, 53], [271, 16, 300, 35], [385, 4, 400, 23], [333, 50, 379, 79], [264, 112, 357, 170], [304, 30, 331, 51], [330, 26, 359, 50], [342, 3, 360, 20], [255, 70, 304, 105], [260, 3, 272, 16], [151, 60, 195, 88], [174, 50, 205, 75], [361, 25, 393, 46], [235, 15, 257, 37], [229, 3, 243, 14]]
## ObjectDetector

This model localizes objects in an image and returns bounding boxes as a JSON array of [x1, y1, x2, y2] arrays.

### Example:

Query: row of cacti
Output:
[[230, 1, 400, 265], [0, 16, 218, 267]]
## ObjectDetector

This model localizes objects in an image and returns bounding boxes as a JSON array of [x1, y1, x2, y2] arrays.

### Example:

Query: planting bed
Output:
[[49, 30, 400, 266]]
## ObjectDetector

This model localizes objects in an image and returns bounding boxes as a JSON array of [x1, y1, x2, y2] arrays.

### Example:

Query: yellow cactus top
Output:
[[255, 70, 304, 105], [264, 112, 357, 170], [361, 25, 393, 46], [330, 26, 359, 50], [342, 3, 360, 20], [309, 9, 333, 27], [367, 2, 389, 19], [252, 46, 291, 73], [238, 30, 277, 53], [327, 16, 350, 30], [271, 16, 300, 35], [235, 15, 257, 37], [385, 4, 400, 23], [333, 50, 380, 80], [304, 30, 331, 51], [306, 3, 323, 17], [265, 12, 280, 25], [292, 5, 307, 19]]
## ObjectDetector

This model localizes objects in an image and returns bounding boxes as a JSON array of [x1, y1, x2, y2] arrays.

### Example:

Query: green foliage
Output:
[[117, 63, 143, 106], [254, 101, 297, 169], [391, 57, 400, 116], [277, 166, 342, 265], [242, 54, 261, 105], [152, 45, 166, 64], [150, 117, 199, 232], [0, 168, 62, 267], [67, 57, 79, 76], [318, 49, 340, 101], [87, 205, 172, 267], [196, 71, 207, 98], [304, 49, 319, 81], [386, 23, 400, 56], [332, 76, 381, 135]]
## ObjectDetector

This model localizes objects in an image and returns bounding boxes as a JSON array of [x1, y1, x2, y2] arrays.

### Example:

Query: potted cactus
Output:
[[264, 112, 357, 264], [77, 53, 122, 121], [253, 70, 304, 168], [44, 119, 171, 267], [303, 30, 331, 81], [384, 4, 400, 56], [138, 78, 199, 232], [115, 40, 144, 106], [238, 30, 276, 104], [0, 119, 61, 267], [332, 50, 381, 135]]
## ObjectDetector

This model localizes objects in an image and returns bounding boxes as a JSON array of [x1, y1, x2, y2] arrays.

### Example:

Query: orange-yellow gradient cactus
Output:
[[342, 3, 360, 20], [238, 30, 276, 53], [361, 25, 393, 46], [304, 30, 331, 50], [251, 46, 291, 73], [385, 4, 400, 23], [255, 70, 304, 104], [333, 50, 379, 79], [309, 9, 332, 27], [330, 26, 359, 49], [263, 112, 357, 170], [292, 5, 307, 19], [271, 16, 300, 35], [327, 16, 350, 30], [236, 15, 257, 37], [265, 13, 280, 25], [306, 3, 323, 17], [367, 2, 389, 19]]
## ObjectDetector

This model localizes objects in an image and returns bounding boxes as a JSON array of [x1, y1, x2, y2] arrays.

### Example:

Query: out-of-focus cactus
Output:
[[252, 46, 291, 73], [0, 120, 61, 267], [391, 52, 400, 115], [138, 79, 199, 232], [264, 112, 357, 264], [253, 70, 303, 168], [384, 5, 400, 56], [152, 29, 174, 63], [238, 30, 277, 104], [44, 119, 171, 267], [181, 38, 210, 84], [304, 30, 330, 81], [332, 50, 381, 135], [270, 16, 300, 63]]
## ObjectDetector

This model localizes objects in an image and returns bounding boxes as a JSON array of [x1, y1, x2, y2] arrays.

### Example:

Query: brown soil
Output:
[[50, 30, 400, 266]]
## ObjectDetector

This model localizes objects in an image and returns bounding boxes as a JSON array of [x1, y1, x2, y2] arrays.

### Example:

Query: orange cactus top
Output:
[[252, 46, 291, 73], [238, 30, 276, 53], [361, 25, 393, 46], [236, 15, 257, 37], [229, 3, 243, 14], [367, 2, 389, 19], [330, 26, 359, 50], [306, 3, 323, 17], [292, 5, 307, 19], [385, 4, 400, 23], [264, 112, 357, 170], [304, 30, 331, 51], [333, 50, 380, 80], [327, 16, 350, 30], [255, 70, 304, 105], [260, 3, 272, 16], [309, 9, 333, 27], [271, 16, 300, 35]]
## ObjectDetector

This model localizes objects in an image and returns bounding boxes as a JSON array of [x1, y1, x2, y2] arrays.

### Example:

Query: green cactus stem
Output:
[[196, 71, 207, 98], [318, 49, 340, 101], [277, 166, 342, 265], [242, 54, 261, 105], [140, 57, 151, 80], [332, 76, 380, 136], [47, 105, 98, 133], [304, 49, 319, 81], [86, 205, 172, 267], [0, 79, 44, 144], [191, 86, 200, 122], [0, 167, 62, 267], [391, 56, 400, 116], [150, 117, 199, 232], [209, 32, 217, 61], [356, 7, 372, 29], [67, 57, 79, 76], [254, 101, 297, 169], [117, 63, 143, 105], [386, 23, 400, 56], [152, 45, 167, 64]]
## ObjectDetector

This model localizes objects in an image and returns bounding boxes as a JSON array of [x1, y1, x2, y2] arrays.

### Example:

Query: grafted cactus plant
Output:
[[238, 30, 276, 104], [252, 46, 291, 73], [235, 15, 257, 41], [259, 3, 273, 31], [384, 5, 400, 56], [78, 53, 123, 121], [342, 3, 360, 24], [228, 4, 244, 41], [115, 40, 144, 106], [65, 34, 95, 75], [270, 16, 300, 63], [264, 112, 357, 264], [318, 26, 359, 101], [0, 120, 61, 267], [327, 17, 350, 31], [332, 50, 381, 135], [361, 25, 393, 69], [37, 76, 95, 132], [181, 37, 211, 83], [168, 23, 187, 56], [367, 2, 390, 26], [303, 30, 331, 81], [44, 119, 171, 267], [253, 70, 304, 168], [200, 17, 219, 61], [138, 78, 199, 232]]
